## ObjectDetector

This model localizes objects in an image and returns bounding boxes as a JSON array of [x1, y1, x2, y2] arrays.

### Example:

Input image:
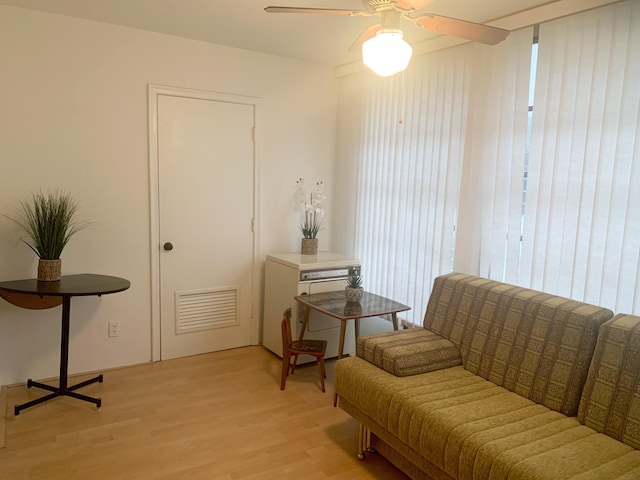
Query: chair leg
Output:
[[290, 354, 299, 374], [280, 353, 290, 390], [317, 357, 326, 393]]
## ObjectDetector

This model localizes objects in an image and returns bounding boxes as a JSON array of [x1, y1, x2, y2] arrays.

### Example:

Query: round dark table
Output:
[[0, 274, 130, 415]]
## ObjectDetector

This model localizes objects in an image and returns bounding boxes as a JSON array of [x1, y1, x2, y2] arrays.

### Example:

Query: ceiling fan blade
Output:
[[348, 24, 382, 53], [414, 14, 509, 45], [264, 6, 366, 16], [395, 0, 437, 11]]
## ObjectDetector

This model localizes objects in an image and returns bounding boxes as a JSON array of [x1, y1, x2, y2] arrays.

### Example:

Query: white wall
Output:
[[0, 6, 337, 386]]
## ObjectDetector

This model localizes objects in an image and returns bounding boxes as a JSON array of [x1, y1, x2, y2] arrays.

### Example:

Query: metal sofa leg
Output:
[[358, 424, 371, 460]]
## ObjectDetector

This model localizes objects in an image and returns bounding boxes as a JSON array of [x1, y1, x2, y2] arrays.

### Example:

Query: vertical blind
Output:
[[334, 29, 535, 323], [333, 1, 639, 321], [334, 45, 474, 324], [454, 27, 534, 282], [522, 1, 640, 313]]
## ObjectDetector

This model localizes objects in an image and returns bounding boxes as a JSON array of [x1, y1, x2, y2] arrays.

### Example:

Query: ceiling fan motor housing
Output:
[[364, 0, 397, 9], [364, 0, 416, 12], [379, 11, 402, 30]]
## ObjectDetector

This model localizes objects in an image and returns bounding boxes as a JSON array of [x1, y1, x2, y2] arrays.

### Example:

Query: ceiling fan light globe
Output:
[[362, 31, 412, 76]]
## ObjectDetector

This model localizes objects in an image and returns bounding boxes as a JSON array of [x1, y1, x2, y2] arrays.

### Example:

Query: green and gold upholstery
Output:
[[336, 273, 640, 480], [579, 314, 640, 450], [356, 328, 462, 377], [424, 272, 613, 415], [337, 356, 640, 479]]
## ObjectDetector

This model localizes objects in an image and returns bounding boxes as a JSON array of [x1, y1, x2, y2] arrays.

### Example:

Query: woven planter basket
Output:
[[38, 259, 62, 282]]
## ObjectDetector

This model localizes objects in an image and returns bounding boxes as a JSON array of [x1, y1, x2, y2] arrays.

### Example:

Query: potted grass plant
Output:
[[6, 190, 90, 281]]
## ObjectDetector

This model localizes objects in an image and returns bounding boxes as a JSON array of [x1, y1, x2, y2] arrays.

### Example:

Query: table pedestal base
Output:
[[0, 274, 130, 416], [14, 374, 103, 416]]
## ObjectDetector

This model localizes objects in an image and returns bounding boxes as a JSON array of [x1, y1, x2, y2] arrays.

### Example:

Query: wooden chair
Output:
[[280, 307, 327, 392]]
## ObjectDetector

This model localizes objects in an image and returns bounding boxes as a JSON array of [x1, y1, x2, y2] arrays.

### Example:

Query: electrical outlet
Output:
[[108, 320, 120, 337]]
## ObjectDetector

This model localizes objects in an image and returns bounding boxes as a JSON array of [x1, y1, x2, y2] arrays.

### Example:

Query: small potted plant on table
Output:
[[345, 272, 364, 303]]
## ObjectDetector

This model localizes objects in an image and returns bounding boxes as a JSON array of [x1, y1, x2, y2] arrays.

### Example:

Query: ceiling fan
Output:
[[265, 0, 510, 75]]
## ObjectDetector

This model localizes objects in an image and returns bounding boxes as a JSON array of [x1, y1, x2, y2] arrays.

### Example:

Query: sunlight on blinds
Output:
[[523, 2, 640, 313], [334, 1, 639, 320], [454, 27, 534, 283], [334, 46, 473, 324]]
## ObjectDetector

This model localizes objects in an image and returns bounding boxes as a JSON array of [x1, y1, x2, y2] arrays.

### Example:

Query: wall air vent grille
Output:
[[175, 287, 239, 334]]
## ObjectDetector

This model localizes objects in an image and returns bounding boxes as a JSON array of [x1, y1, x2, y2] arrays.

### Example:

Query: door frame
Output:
[[148, 84, 261, 361]]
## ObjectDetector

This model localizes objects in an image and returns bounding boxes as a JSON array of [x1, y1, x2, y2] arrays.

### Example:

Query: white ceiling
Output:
[[0, 0, 604, 67]]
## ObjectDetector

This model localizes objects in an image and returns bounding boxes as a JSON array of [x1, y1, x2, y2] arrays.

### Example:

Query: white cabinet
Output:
[[262, 252, 360, 362]]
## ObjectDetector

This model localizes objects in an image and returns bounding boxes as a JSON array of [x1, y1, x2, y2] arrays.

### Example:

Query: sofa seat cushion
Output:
[[579, 314, 640, 449], [335, 356, 640, 480], [356, 329, 462, 377]]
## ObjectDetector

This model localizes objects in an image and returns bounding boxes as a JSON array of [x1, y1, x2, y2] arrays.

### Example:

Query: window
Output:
[[520, 2, 640, 312], [333, 45, 473, 324], [334, 1, 640, 319]]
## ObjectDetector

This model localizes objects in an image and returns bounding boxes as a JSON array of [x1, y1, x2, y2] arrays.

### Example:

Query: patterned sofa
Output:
[[335, 272, 640, 479]]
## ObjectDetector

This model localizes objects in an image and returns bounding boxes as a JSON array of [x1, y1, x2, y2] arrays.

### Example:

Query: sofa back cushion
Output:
[[578, 314, 640, 449], [424, 272, 613, 415]]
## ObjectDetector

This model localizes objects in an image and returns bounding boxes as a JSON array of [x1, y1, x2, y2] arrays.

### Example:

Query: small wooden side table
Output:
[[294, 290, 411, 359]]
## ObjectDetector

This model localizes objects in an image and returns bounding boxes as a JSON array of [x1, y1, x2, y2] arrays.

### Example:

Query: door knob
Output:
[[163, 242, 174, 251]]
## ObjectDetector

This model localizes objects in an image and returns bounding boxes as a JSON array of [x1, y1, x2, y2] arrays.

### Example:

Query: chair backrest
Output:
[[281, 307, 293, 353]]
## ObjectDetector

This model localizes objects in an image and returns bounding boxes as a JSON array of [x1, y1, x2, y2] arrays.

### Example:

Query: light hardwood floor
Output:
[[0, 346, 408, 480]]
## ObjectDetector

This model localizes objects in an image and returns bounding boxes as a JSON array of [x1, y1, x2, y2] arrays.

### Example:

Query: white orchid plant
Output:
[[295, 178, 326, 239]]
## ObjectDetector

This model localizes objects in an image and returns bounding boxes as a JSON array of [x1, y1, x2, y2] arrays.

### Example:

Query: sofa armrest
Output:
[[356, 328, 462, 377]]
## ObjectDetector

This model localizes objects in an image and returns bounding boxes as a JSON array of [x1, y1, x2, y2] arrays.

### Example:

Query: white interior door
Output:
[[157, 93, 255, 360]]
